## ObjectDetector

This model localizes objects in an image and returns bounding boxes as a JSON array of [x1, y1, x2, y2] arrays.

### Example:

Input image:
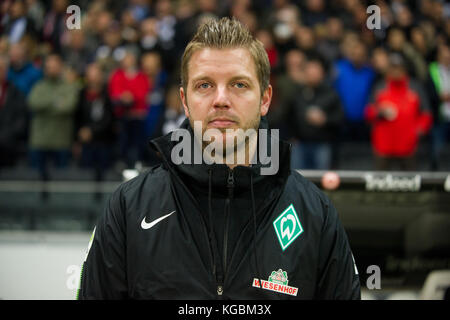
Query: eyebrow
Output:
[[190, 75, 255, 84], [229, 75, 254, 83]]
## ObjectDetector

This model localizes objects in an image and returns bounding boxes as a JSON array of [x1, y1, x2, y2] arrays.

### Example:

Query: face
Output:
[[10, 1, 25, 18], [141, 53, 161, 77], [388, 29, 405, 50], [372, 48, 389, 73], [348, 42, 367, 66], [121, 52, 137, 70], [180, 47, 272, 155], [45, 56, 62, 78], [388, 65, 406, 80], [9, 43, 26, 67], [85, 64, 103, 86], [285, 49, 305, 70], [304, 61, 324, 87]]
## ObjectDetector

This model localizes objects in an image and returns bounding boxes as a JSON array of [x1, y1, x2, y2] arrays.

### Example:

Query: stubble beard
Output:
[[187, 103, 261, 166]]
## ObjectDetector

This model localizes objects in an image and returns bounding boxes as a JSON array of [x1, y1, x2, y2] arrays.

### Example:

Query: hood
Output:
[[150, 116, 292, 194]]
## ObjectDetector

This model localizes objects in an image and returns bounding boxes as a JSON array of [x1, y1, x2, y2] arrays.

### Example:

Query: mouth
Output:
[[208, 118, 237, 129]]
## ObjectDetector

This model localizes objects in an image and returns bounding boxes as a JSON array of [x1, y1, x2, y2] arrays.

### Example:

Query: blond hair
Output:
[[181, 17, 270, 96]]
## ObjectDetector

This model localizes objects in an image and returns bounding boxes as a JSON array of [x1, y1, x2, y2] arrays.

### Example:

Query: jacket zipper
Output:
[[217, 169, 234, 297], [223, 170, 234, 274]]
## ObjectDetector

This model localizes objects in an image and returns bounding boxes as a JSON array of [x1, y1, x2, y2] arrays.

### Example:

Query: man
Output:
[[364, 53, 432, 171], [269, 49, 306, 140], [28, 53, 79, 180], [78, 17, 360, 300], [74, 63, 115, 182], [108, 48, 150, 168], [333, 38, 375, 141], [0, 54, 27, 166], [428, 42, 450, 170], [141, 51, 168, 141], [286, 58, 344, 170], [7, 41, 42, 97]]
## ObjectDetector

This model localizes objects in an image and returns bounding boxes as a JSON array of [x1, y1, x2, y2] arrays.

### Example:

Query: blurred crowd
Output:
[[0, 0, 449, 180]]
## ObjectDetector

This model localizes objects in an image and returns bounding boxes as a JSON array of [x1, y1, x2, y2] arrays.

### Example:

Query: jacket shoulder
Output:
[[103, 165, 170, 223], [287, 169, 335, 217], [119, 164, 169, 198]]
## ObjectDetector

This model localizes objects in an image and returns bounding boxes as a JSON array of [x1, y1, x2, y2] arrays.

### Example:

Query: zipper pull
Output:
[[217, 285, 223, 296], [227, 170, 234, 198]]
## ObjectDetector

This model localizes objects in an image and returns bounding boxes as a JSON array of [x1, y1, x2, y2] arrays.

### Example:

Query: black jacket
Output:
[[0, 81, 27, 144], [74, 87, 115, 144], [287, 83, 344, 142], [78, 118, 360, 300]]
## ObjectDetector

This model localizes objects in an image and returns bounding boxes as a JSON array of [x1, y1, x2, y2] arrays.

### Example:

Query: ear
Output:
[[260, 84, 272, 117], [179, 86, 190, 118]]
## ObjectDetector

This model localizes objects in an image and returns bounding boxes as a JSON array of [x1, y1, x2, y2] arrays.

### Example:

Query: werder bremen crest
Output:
[[273, 204, 303, 251]]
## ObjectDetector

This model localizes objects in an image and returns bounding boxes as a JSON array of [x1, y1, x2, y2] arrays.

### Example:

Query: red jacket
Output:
[[364, 77, 432, 157], [108, 69, 150, 118]]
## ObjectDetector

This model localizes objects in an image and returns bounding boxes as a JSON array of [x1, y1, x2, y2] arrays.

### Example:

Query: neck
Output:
[[194, 127, 259, 169], [87, 83, 102, 92], [224, 134, 258, 170], [125, 68, 137, 76]]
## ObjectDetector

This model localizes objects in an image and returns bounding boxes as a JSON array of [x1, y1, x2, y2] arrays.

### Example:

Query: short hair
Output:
[[181, 17, 270, 96]]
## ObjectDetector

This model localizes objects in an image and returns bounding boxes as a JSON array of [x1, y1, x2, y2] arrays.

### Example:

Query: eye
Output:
[[233, 82, 247, 89], [197, 82, 211, 89]]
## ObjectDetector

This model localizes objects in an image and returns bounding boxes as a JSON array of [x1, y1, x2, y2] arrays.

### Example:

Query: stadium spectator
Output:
[[153, 0, 178, 74], [269, 48, 306, 139], [256, 29, 279, 70], [139, 18, 161, 53], [0, 54, 27, 167], [428, 42, 450, 170], [27, 53, 79, 180], [386, 27, 428, 82], [410, 26, 434, 63], [141, 51, 168, 141], [371, 46, 390, 84], [160, 83, 185, 136], [2, 0, 36, 44], [364, 53, 433, 171], [294, 25, 321, 60], [334, 38, 375, 141], [94, 21, 126, 78], [42, 0, 69, 53], [301, 0, 328, 27], [108, 48, 150, 168], [126, 0, 150, 23], [286, 58, 344, 169], [74, 63, 115, 182], [25, 0, 45, 36], [82, 6, 113, 55], [173, 0, 198, 58], [61, 29, 96, 78], [268, 2, 300, 57], [7, 41, 42, 96], [120, 8, 140, 46], [316, 16, 345, 65]]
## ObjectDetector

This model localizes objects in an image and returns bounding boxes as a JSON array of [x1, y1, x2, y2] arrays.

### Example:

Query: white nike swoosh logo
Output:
[[141, 211, 175, 230]]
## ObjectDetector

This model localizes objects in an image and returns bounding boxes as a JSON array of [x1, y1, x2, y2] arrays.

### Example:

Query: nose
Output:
[[212, 85, 231, 109]]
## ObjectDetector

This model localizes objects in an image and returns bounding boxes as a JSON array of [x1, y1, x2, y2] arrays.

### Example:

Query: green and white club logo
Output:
[[273, 204, 303, 251]]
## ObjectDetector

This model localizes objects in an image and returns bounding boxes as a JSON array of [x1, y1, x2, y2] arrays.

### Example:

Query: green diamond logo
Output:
[[273, 204, 303, 251]]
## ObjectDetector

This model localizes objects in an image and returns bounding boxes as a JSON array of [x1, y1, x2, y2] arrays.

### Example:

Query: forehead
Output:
[[187, 47, 258, 82]]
